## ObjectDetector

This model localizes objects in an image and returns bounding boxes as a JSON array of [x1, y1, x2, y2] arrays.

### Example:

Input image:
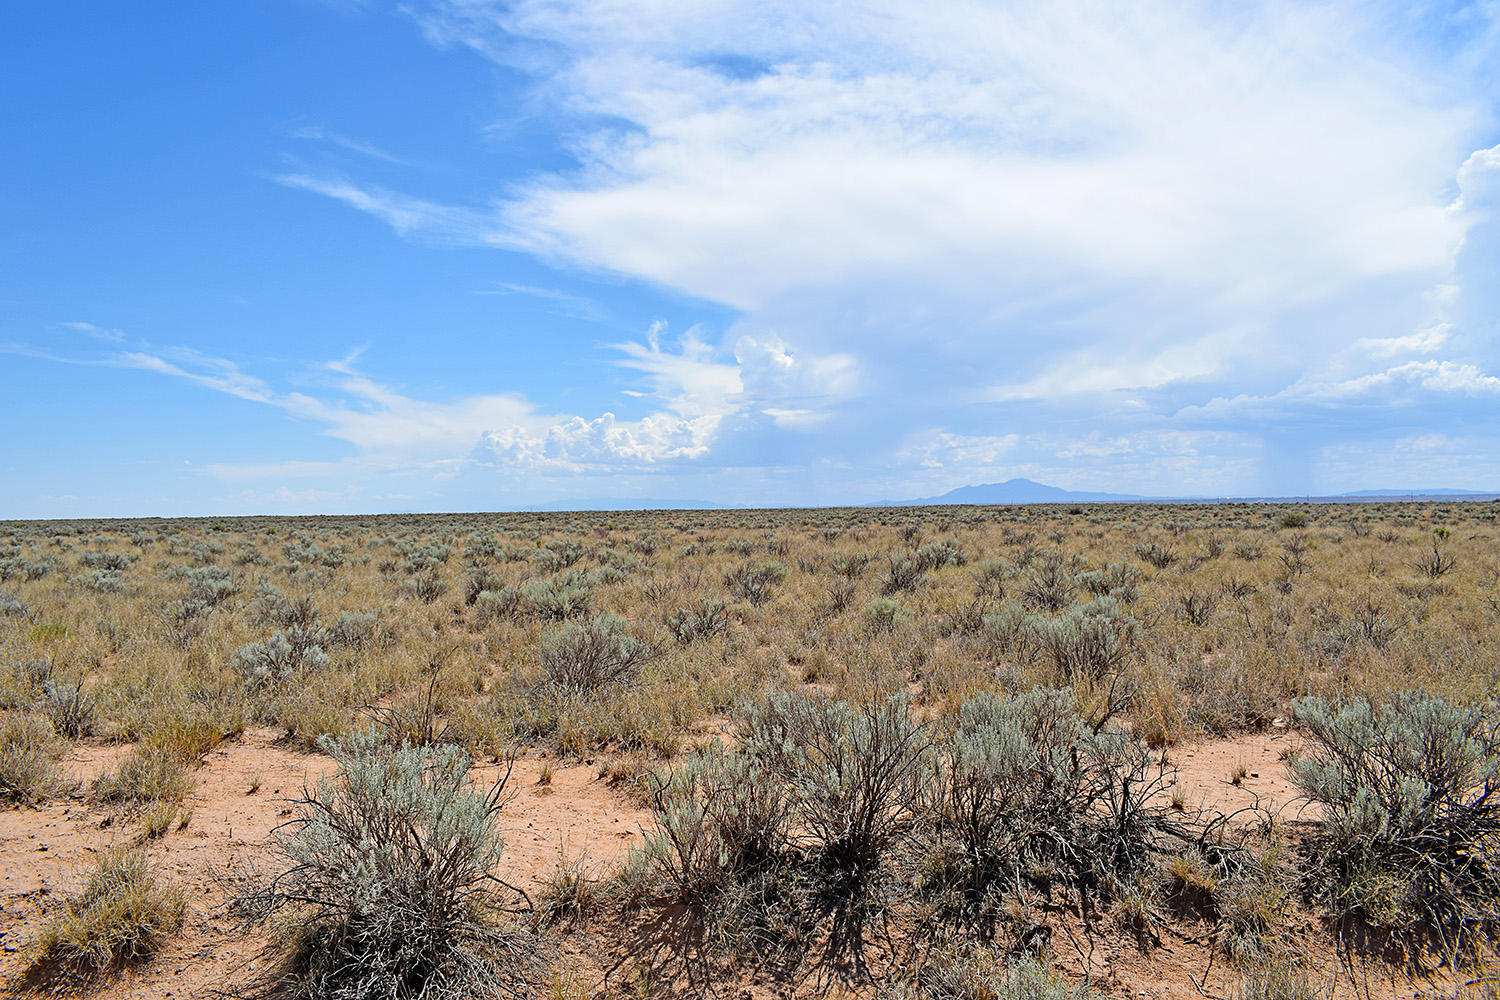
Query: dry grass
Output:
[[0, 711, 63, 804], [2, 501, 1499, 993], [23, 845, 185, 988]]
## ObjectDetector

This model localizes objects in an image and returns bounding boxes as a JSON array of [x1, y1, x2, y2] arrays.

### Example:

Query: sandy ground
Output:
[[0, 729, 650, 998], [0, 728, 1456, 999]]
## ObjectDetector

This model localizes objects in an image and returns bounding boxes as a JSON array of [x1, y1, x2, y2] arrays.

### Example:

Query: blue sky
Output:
[[4, 1, 1500, 516]]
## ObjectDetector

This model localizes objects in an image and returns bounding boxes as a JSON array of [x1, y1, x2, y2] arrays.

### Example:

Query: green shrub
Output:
[[328, 610, 378, 648], [41, 679, 95, 738], [241, 729, 534, 1000], [1075, 561, 1140, 602], [1133, 541, 1177, 569], [185, 565, 236, 606], [883, 553, 926, 594], [663, 598, 730, 644], [724, 561, 788, 605], [914, 539, 966, 572], [971, 559, 1010, 596], [539, 614, 651, 695], [636, 743, 793, 922], [831, 553, 871, 579], [637, 692, 933, 972], [232, 626, 332, 690], [1291, 692, 1500, 954], [866, 597, 908, 632], [80, 568, 129, 592], [1019, 553, 1074, 611], [465, 566, 507, 605], [920, 689, 1167, 942], [473, 586, 525, 623], [1025, 597, 1137, 683], [522, 569, 594, 620]]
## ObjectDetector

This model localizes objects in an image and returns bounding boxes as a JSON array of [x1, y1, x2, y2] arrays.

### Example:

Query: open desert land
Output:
[[2, 502, 1499, 999]]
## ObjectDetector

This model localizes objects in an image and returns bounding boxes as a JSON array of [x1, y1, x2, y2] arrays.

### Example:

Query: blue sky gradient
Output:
[[4, 1, 1500, 516]]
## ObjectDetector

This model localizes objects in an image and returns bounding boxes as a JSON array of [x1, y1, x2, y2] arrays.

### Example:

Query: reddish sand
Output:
[[0, 729, 1460, 998], [0, 729, 649, 998]]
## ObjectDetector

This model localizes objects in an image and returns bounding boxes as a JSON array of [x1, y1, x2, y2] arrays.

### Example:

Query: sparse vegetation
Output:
[[1, 501, 1498, 996], [1, 711, 62, 803], [1291, 692, 1500, 957], [26, 846, 184, 986], [237, 729, 536, 1000]]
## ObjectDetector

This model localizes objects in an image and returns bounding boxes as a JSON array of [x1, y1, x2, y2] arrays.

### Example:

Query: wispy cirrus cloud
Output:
[[275, 174, 502, 243], [473, 282, 608, 321], [57, 321, 125, 343], [290, 126, 414, 166]]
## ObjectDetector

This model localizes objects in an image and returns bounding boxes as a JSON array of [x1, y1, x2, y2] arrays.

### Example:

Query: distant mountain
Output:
[[513, 481, 1499, 513], [870, 479, 1500, 508], [874, 478, 1148, 506]]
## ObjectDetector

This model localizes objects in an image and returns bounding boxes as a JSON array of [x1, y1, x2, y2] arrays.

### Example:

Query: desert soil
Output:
[[0, 729, 1454, 999]]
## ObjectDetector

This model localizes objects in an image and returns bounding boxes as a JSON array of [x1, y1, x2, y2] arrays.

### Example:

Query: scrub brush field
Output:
[[2, 502, 1499, 999]]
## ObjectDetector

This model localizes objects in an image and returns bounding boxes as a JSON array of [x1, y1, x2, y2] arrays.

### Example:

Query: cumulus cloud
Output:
[[235, 3, 1500, 495], [267, 3, 1497, 487], [12, 319, 866, 485], [479, 410, 720, 471]]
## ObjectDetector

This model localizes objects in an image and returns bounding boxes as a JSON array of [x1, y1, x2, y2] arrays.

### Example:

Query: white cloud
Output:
[[57, 321, 125, 343], [1403, 433, 1451, 452], [899, 431, 1021, 470], [479, 410, 720, 471], [275, 174, 500, 242], [254, 2, 1500, 497], [733, 334, 857, 423], [290, 126, 413, 165], [16, 319, 867, 483], [985, 332, 1236, 400], [611, 325, 745, 420], [1357, 323, 1452, 358], [1185, 359, 1500, 420], [473, 282, 607, 320], [1454, 143, 1500, 217], [394, 0, 1480, 320]]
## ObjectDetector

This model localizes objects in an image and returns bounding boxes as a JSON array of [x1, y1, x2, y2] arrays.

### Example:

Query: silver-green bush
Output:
[[1291, 692, 1500, 954], [242, 730, 533, 1000]]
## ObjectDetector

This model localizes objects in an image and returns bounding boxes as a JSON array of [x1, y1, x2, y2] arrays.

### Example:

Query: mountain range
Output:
[[872, 478, 1148, 505], [522, 479, 1498, 511]]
